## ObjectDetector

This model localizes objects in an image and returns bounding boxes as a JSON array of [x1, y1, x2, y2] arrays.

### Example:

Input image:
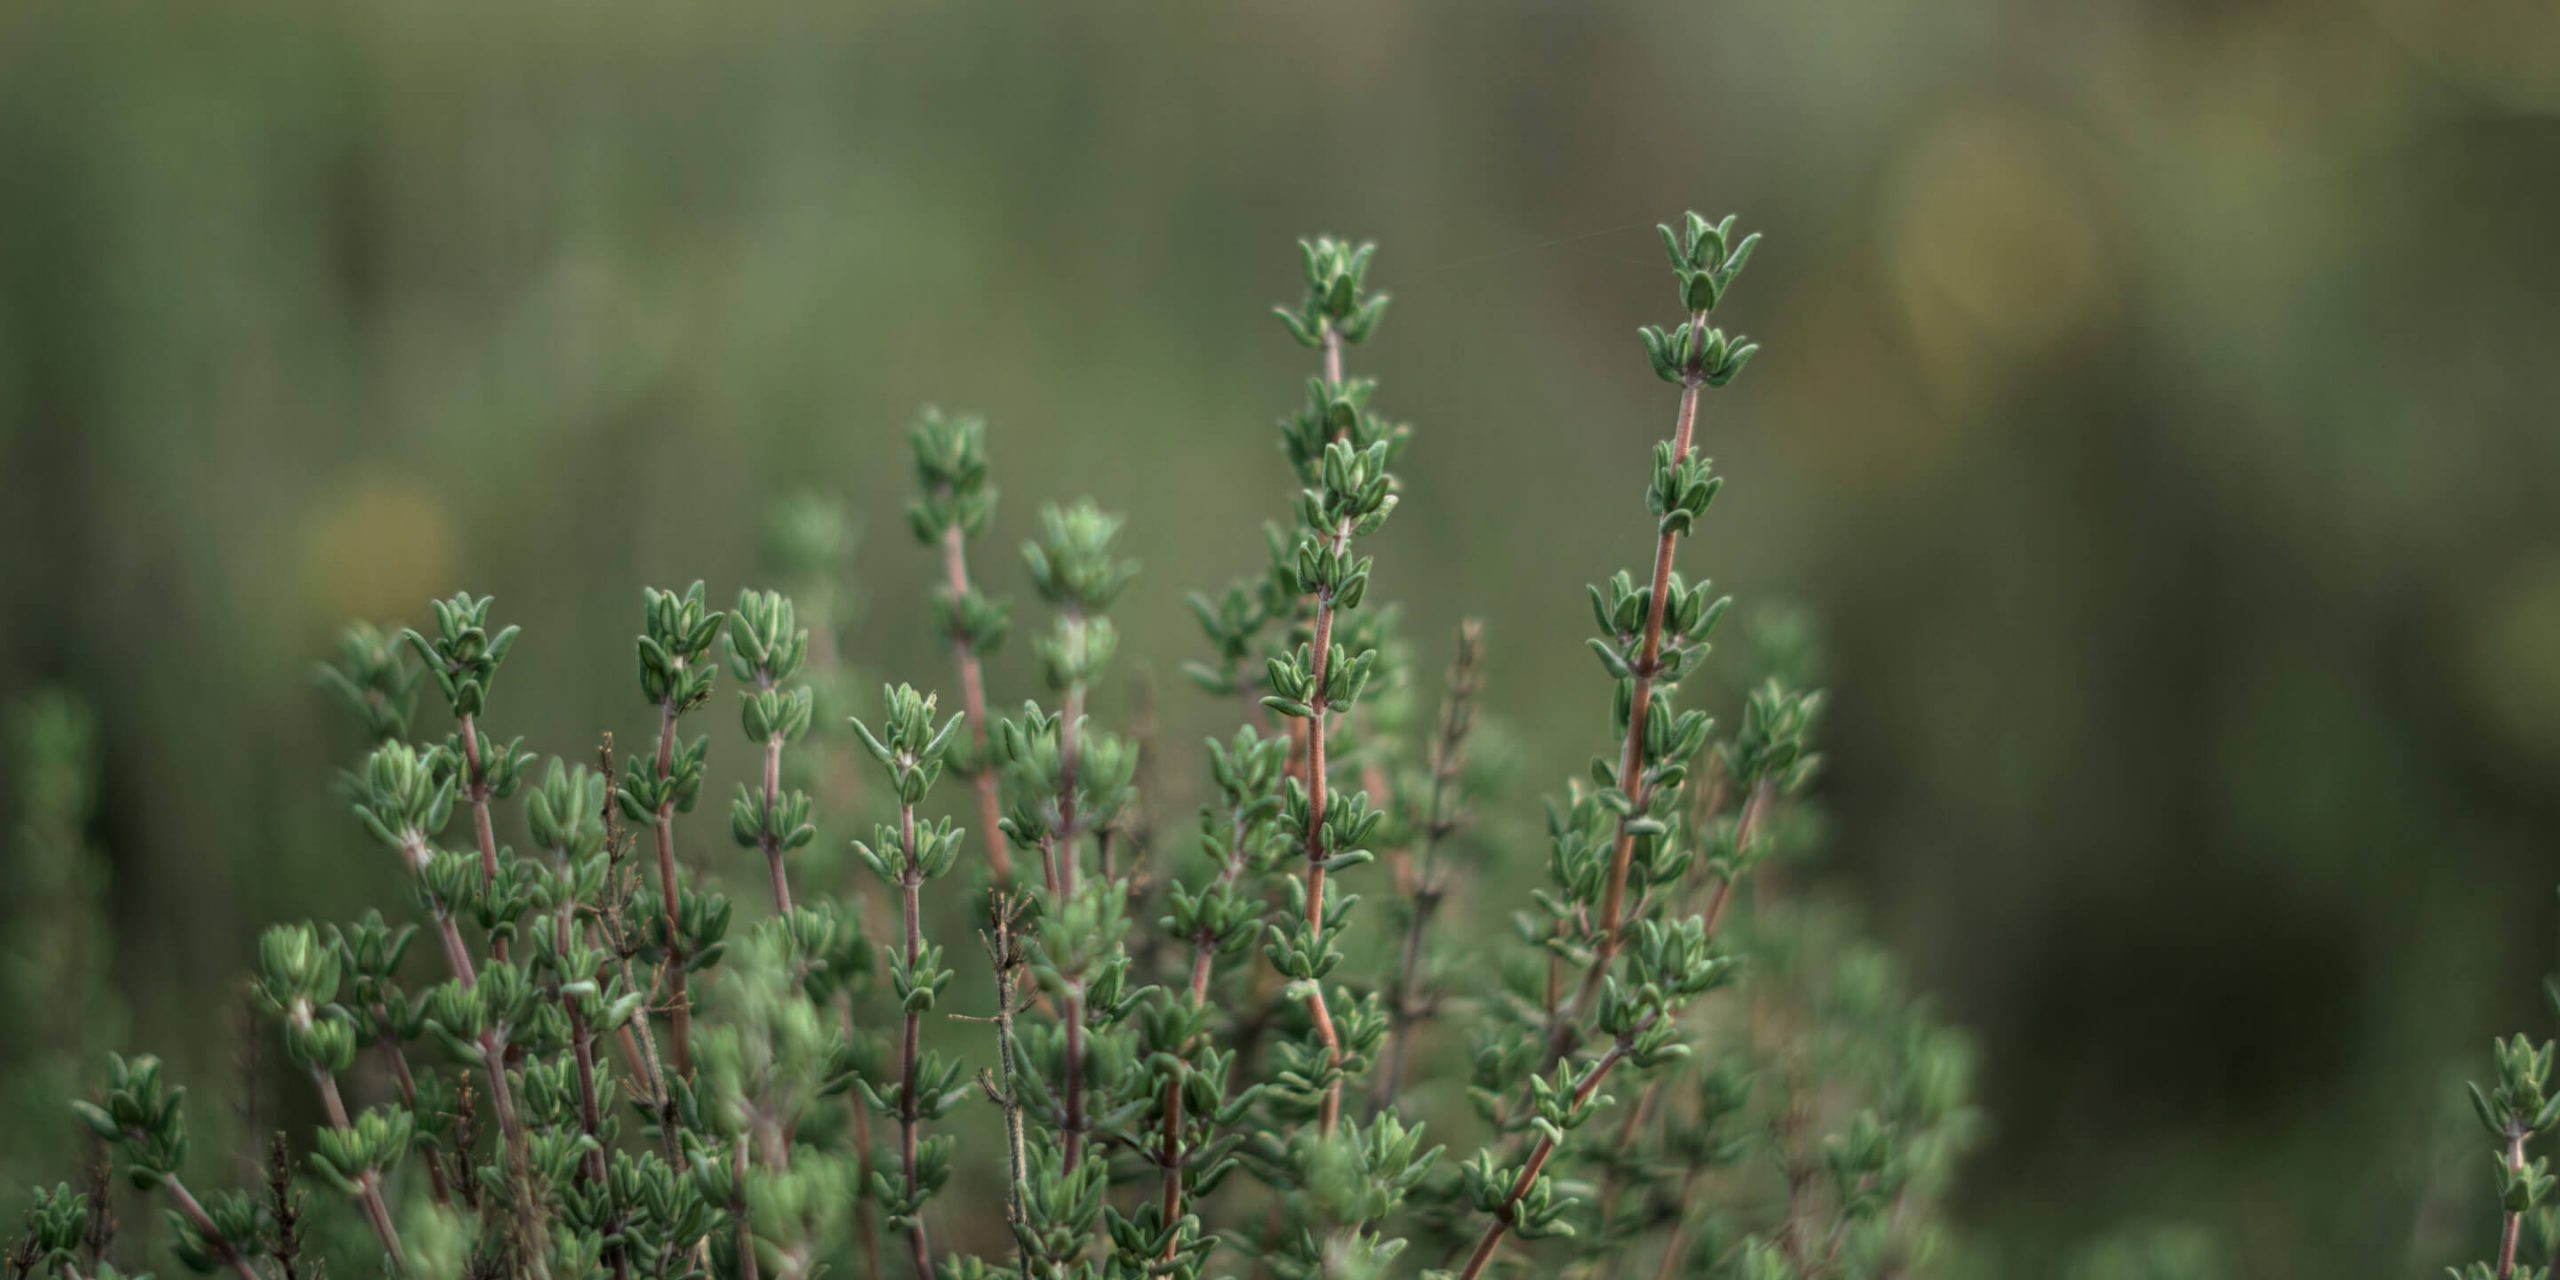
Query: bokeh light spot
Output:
[[297, 474, 457, 627]]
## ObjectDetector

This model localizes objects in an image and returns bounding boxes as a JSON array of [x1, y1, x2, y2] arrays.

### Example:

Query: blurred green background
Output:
[[4, 0, 2558, 1273]]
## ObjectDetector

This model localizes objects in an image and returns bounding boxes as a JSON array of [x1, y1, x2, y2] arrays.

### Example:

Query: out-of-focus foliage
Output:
[[1, 2, 2556, 1275], [1, 691, 125, 1192]]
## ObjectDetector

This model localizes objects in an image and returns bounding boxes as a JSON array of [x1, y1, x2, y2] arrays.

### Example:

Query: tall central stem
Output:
[[1296, 322, 1353, 1136], [1554, 310, 1711, 1064], [940, 523, 1011, 886]]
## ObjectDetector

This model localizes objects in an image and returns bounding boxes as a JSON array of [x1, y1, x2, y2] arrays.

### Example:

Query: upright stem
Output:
[[1052, 610, 1098, 1170], [1591, 310, 1709, 967], [650, 701, 694, 1078], [400, 834, 479, 988], [1297, 551, 1349, 1137], [940, 523, 1012, 886], [1288, 316, 1363, 1135], [1055, 610, 1089, 901], [896, 804, 932, 1279], [295, 1009, 409, 1272], [398, 824, 536, 1250], [2499, 1130, 2528, 1279], [1186, 799, 1255, 1004], [1551, 311, 1711, 1065], [479, 1034, 534, 1177], [1062, 984, 1089, 1167], [759, 721, 794, 916], [459, 713, 508, 963]]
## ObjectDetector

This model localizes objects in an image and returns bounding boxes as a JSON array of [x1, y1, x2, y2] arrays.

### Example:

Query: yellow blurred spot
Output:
[[1880, 108, 2120, 400], [298, 475, 457, 627], [1770, 269, 1962, 488]]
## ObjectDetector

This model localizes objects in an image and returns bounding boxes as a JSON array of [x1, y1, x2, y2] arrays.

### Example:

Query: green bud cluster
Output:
[[310, 1109, 415, 1197], [1639, 213, 1761, 387], [12, 1184, 96, 1278], [909, 415, 1006, 666], [1272, 236, 1390, 352], [401, 592, 521, 721], [728, 587, 820, 909], [635, 582, 727, 715], [352, 740, 454, 854], [71, 1054, 188, 1190], [851, 685, 963, 812], [907, 408, 997, 546]]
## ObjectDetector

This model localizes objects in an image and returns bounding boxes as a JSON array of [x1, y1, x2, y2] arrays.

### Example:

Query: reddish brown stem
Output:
[[1298, 556, 1348, 1136], [2499, 1130, 2528, 1278], [458, 713, 509, 963], [162, 1174, 264, 1280], [1289, 321, 1361, 1137], [1456, 1039, 1635, 1280], [550, 902, 614, 1193], [400, 834, 481, 987], [1545, 313, 1712, 1070], [759, 727, 794, 916], [428, 903, 477, 986], [1591, 312, 1709, 968], [303, 1058, 409, 1273], [1062, 985, 1089, 1166], [1058, 659, 1087, 901], [939, 523, 1012, 886], [1183, 795, 1257, 1004]]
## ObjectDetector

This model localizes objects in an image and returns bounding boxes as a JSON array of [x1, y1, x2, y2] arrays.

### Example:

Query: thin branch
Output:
[[1376, 620, 1483, 1111]]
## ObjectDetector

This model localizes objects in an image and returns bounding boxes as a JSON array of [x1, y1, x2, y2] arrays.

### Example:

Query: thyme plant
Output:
[[8, 213, 1979, 1280], [2451, 954, 2560, 1278]]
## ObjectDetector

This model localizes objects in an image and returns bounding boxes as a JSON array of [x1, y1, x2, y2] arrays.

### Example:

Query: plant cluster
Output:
[[2454, 982, 2560, 1277], [8, 214, 1977, 1280]]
